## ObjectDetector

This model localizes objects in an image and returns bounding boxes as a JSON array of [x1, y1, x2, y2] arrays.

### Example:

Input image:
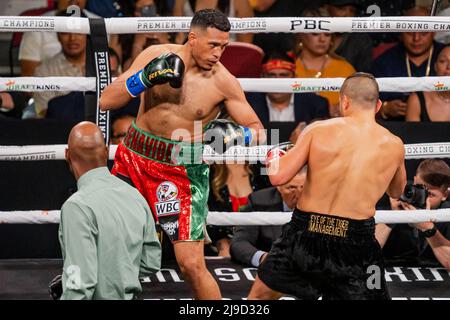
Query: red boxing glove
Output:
[[266, 142, 293, 164]]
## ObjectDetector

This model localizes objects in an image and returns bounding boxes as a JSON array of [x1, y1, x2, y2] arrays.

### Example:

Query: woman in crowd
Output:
[[294, 7, 356, 117], [406, 45, 450, 122]]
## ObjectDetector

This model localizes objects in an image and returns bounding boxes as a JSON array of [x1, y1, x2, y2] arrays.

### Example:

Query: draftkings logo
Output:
[[291, 81, 340, 93], [155, 181, 180, 217], [291, 81, 302, 92], [3, 80, 61, 91], [434, 82, 449, 91]]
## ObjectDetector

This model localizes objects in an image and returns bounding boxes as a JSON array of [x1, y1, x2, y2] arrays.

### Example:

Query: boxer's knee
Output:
[[177, 254, 207, 281]]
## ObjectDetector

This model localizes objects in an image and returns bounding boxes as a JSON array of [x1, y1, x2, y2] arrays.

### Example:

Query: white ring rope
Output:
[[0, 16, 449, 34], [0, 209, 449, 225], [1, 76, 449, 93], [1, 143, 449, 162], [208, 210, 450, 226]]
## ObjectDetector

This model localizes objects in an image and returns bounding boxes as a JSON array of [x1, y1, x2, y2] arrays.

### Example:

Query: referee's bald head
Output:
[[66, 122, 108, 174]]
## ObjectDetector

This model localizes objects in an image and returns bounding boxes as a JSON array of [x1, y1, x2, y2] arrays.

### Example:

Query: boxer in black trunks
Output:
[[248, 73, 407, 300]]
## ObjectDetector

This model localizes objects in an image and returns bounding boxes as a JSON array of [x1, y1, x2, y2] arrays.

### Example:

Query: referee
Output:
[[58, 121, 161, 299]]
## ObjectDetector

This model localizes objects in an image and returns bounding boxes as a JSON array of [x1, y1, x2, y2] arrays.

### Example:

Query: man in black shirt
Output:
[[371, 6, 445, 121]]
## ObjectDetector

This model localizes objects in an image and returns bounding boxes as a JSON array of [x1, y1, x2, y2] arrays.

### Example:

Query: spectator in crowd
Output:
[[246, 51, 329, 128], [371, 6, 446, 121], [406, 45, 450, 122], [326, 0, 373, 72], [358, 0, 416, 46], [85, 0, 124, 17], [110, 114, 134, 145], [295, 7, 356, 117], [376, 159, 450, 270], [120, 0, 173, 70], [44, 46, 129, 121], [230, 166, 307, 267], [58, 121, 161, 299], [435, 3, 450, 44], [34, 27, 87, 118], [207, 161, 268, 257], [173, 0, 255, 43], [18, 0, 99, 77], [113, 0, 174, 17], [0, 92, 29, 119]]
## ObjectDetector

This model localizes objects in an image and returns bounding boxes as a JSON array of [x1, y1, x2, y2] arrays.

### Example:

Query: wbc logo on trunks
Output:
[[155, 181, 180, 217]]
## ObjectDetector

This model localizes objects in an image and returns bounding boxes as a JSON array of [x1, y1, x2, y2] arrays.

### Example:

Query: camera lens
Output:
[[405, 188, 414, 198], [404, 185, 414, 198]]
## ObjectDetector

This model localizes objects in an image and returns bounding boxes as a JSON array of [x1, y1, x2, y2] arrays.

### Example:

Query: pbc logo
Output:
[[290, 19, 331, 31], [155, 181, 180, 217]]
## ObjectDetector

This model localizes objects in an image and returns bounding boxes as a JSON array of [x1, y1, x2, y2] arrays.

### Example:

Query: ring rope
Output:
[[0, 16, 449, 34], [1, 76, 449, 93], [1, 209, 449, 225], [0, 143, 449, 162]]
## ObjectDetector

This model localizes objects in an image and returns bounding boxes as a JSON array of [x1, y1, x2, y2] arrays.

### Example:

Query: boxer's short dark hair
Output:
[[191, 8, 231, 32], [417, 159, 450, 193]]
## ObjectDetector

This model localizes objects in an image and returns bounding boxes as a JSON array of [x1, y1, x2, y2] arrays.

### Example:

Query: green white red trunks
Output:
[[112, 121, 209, 241]]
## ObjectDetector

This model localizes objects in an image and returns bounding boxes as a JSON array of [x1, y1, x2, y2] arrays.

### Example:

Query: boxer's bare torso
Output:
[[298, 118, 406, 219], [102, 43, 255, 142], [136, 44, 225, 140]]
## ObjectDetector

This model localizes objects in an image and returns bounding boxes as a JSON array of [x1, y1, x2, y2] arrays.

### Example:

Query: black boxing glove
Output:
[[125, 52, 185, 97], [48, 274, 63, 300], [204, 119, 254, 154]]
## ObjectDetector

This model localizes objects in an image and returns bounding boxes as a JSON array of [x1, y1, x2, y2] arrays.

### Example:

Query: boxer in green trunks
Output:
[[100, 9, 265, 300]]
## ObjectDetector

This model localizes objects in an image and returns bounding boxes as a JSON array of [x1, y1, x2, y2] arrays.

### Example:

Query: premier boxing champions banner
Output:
[[0, 16, 449, 34], [105, 16, 450, 34]]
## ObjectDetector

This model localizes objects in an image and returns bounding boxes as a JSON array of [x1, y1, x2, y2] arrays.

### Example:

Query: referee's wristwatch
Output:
[[420, 225, 438, 238]]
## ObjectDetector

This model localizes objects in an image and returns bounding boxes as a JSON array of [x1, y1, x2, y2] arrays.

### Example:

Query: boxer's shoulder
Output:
[[377, 124, 404, 147], [213, 63, 241, 95], [300, 118, 337, 135], [140, 44, 183, 60]]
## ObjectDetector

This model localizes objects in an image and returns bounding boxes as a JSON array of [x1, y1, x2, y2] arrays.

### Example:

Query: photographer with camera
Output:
[[376, 159, 450, 270]]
